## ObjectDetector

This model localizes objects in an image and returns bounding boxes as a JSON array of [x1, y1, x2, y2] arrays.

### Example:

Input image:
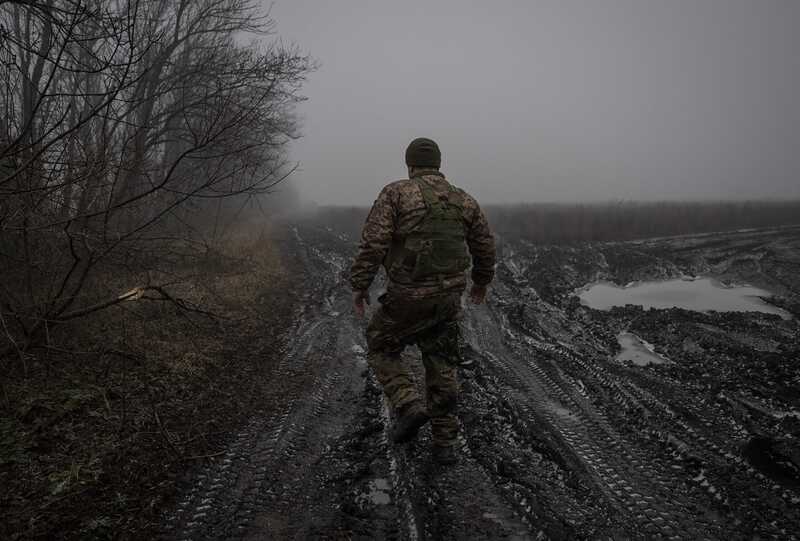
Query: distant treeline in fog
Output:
[[314, 200, 800, 244], [487, 201, 800, 243]]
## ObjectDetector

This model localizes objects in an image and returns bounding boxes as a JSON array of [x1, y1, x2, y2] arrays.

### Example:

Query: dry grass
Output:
[[0, 223, 298, 540]]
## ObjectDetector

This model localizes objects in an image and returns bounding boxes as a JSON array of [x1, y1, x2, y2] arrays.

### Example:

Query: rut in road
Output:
[[163, 223, 800, 540]]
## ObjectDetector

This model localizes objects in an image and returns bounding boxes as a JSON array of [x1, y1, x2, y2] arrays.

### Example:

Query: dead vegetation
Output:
[[0, 3, 310, 534], [0, 223, 298, 540], [0, 0, 312, 357]]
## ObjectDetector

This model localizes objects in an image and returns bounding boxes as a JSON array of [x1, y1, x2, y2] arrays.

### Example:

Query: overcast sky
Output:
[[266, 0, 800, 205]]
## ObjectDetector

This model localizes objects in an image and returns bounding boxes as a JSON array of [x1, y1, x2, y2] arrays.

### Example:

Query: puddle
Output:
[[616, 332, 670, 366], [741, 437, 800, 487], [548, 402, 578, 418], [360, 478, 391, 506], [578, 277, 791, 319]]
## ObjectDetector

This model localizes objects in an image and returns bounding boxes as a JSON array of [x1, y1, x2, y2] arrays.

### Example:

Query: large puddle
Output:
[[578, 277, 791, 319], [616, 332, 670, 366]]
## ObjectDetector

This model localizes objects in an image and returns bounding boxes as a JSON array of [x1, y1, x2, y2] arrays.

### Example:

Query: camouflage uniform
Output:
[[351, 169, 495, 448]]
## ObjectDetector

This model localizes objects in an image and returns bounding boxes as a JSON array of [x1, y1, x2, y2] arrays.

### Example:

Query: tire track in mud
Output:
[[541, 333, 800, 536], [470, 246, 800, 539], [164, 226, 536, 540], [383, 351, 537, 541], [163, 223, 799, 540], [464, 293, 724, 538], [164, 309, 357, 539], [605, 369, 800, 537], [294, 227, 541, 540], [163, 228, 368, 540], [386, 228, 798, 539]]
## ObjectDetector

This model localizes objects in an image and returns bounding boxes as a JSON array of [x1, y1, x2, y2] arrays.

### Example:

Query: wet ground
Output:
[[161, 223, 800, 540]]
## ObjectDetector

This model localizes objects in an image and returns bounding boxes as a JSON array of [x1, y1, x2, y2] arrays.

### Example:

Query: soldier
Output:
[[350, 137, 496, 465]]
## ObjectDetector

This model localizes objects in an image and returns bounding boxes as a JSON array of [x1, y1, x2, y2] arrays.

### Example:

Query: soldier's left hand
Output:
[[353, 290, 370, 317]]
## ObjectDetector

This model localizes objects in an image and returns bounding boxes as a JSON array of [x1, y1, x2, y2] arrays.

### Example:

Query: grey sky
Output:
[[267, 0, 800, 205]]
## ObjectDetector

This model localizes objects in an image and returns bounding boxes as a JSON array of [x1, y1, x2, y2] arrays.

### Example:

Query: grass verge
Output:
[[0, 224, 299, 540]]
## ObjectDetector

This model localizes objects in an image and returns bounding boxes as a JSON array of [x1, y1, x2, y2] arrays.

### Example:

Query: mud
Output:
[[161, 223, 800, 540]]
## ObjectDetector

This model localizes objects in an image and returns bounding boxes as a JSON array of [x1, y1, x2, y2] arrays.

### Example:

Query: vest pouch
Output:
[[409, 235, 470, 280]]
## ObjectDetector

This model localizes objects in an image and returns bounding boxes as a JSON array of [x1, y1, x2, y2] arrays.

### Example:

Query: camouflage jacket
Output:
[[350, 170, 496, 298]]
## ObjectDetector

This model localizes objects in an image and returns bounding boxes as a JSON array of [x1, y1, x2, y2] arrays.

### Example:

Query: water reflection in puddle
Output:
[[616, 332, 670, 366], [363, 478, 391, 505], [579, 277, 791, 319]]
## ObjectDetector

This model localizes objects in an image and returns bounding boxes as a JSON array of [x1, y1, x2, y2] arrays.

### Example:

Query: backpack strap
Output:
[[414, 177, 442, 208]]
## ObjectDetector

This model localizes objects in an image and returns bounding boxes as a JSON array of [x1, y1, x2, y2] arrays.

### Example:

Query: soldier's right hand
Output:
[[469, 284, 487, 305], [353, 290, 370, 317]]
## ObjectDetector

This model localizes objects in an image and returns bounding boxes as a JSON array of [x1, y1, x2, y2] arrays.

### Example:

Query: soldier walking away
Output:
[[350, 137, 496, 465]]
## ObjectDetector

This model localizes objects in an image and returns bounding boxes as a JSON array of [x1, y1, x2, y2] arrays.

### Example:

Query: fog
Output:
[[268, 0, 800, 205]]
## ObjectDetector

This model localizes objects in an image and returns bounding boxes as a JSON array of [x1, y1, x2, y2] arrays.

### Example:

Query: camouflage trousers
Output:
[[366, 291, 462, 448]]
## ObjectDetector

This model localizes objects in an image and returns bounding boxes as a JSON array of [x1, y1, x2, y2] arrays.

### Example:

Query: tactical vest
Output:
[[385, 177, 470, 284]]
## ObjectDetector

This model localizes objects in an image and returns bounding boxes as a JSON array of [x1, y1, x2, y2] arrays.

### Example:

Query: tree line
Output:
[[0, 0, 312, 355], [487, 201, 800, 243], [315, 200, 800, 244]]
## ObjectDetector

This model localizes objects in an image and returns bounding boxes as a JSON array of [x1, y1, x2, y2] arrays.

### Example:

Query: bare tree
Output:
[[0, 0, 312, 354]]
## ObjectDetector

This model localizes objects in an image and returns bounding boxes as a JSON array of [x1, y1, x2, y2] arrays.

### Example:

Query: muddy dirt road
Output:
[[162, 224, 800, 540]]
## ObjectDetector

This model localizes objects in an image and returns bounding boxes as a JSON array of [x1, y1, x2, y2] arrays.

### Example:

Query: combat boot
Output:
[[391, 407, 429, 444], [432, 445, 458, 465]]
